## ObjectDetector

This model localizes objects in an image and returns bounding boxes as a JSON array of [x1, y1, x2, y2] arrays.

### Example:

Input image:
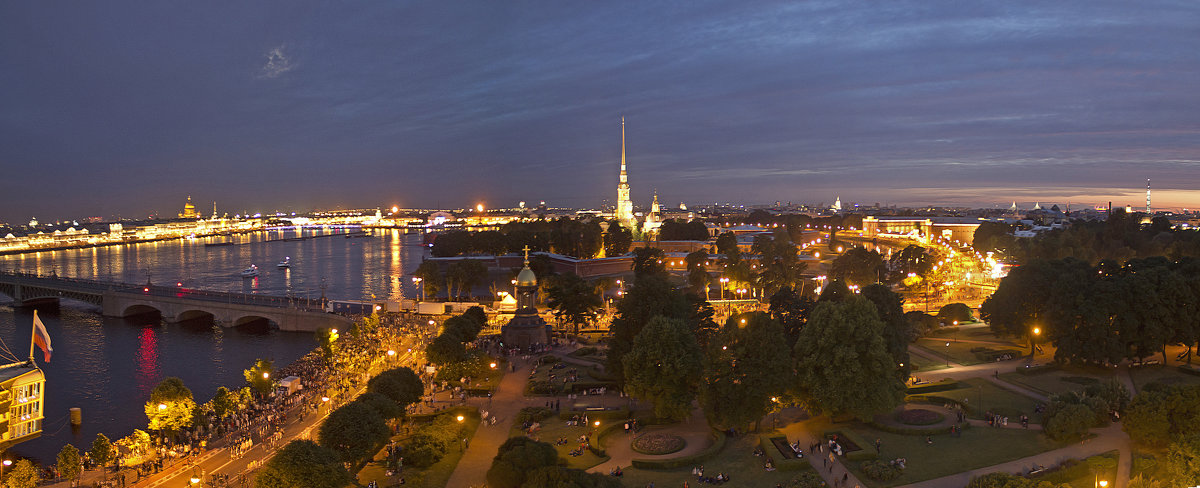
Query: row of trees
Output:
[[982, 257, 1200, 364], [713, 229, 810, 299], [430, 218, 633, 259], [426, 307, 487, 365], [413, 259, 489, 301], [610, 259, 913, 428], [974, 209, 1200, 264], [258, 366, 424, 488]]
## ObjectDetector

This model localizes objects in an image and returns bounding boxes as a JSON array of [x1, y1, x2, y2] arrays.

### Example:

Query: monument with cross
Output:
[[501, 246, 551, 349]]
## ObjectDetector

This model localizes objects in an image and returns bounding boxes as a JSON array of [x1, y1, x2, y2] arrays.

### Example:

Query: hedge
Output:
[[630, 430, 727, 469], [905, 379, 961, 394], [758, 435, 814, 472], [557, 408, 631, 422], [566, 381, 620, 393]]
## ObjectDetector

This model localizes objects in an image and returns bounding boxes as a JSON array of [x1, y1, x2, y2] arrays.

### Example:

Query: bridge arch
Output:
[[123, 304, 162, 318], [234, 315, 277, 330], [176, 309, 216, 324]]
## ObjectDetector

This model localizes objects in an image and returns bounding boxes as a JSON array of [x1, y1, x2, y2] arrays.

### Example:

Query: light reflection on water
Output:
[[0, 230, 429, 463]]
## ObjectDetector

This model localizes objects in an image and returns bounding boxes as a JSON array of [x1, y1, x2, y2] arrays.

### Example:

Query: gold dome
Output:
[[516, 266, 537, 287]]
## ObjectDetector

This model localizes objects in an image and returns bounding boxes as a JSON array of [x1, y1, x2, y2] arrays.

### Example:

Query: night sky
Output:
[[3, 1, 1199, 223]]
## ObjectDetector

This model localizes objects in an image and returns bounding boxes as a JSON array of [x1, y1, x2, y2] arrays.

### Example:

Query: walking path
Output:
[[443, 358, 536, 488], [588, 408, 711, 474]]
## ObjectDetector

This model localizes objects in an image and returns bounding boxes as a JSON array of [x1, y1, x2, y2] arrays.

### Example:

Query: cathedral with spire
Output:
[[615, 117, 635, 228]]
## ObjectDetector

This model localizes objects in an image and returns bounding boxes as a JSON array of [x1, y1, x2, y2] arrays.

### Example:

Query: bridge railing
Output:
[[0, 270, 326, 312]]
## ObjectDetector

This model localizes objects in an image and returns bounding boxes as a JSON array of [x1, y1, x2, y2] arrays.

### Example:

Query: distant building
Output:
[[178, 196, 199, 219], [0, 362, 45, 451], [862, 216, 981, 243], [615, 118, 635, 227]]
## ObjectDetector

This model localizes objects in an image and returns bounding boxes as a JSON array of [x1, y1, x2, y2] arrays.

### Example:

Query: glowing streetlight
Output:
[[456, 415, 465, 422], [388, 350, 396, 356], [490, 362, 497, 369], [594, 420, 601, 427], [263, 372, 270, 379], [158, 403, 167, 411]]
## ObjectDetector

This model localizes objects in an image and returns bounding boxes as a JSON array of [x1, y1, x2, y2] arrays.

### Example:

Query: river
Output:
[[0, 228, 429, 462]]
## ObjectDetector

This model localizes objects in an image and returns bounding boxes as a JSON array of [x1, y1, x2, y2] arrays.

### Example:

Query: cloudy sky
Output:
[[2, 1, 1199, 222]]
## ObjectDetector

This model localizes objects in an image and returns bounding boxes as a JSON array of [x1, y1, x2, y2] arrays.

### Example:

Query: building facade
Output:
[[0, 362, 45, 451]]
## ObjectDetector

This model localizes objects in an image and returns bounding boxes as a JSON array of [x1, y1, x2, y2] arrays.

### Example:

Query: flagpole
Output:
[[29, 310, 37, 362]]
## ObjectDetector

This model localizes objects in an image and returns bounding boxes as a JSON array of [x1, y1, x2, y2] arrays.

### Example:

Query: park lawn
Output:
[[931, 378, 1044, 423], [1128, 364, 1200, 390], [998, 367, 1115, 397], [843, 421, 1065, 487], [616, 430, 808, 488], [526, 361, 609, 395], [909, 352, 950, 373], [914, 338, 1019, 366], [509, 416, 609, 470], [358, 412, 482, 488]]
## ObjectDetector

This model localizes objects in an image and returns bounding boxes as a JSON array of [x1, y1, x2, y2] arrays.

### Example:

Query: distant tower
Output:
[[1146, 178, 1152, 215], [1010, 201, 1017, 212], [615, 118, 635, 226], [212, 201, 218, 219], [643, 191, 663, 236], [832, 196, 842, 212], [1033, 202, 1042, 211]]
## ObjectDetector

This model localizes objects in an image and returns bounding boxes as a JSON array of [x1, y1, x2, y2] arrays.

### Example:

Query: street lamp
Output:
[[944, 342, 951, 366], [1, 459, 11, 478]]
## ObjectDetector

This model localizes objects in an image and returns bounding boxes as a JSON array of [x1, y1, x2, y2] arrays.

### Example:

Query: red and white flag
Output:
[[32, 310, 52, 363]]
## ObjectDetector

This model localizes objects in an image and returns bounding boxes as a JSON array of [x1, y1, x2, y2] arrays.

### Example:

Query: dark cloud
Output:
[[2, 1, 1199, 222]]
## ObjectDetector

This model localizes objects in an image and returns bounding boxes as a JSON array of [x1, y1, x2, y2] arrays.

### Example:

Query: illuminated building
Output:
[[615, 118, 635, 227], [500, 248, 550, 348], [0, 362, 45, 451], [178, 196, 199, 219]]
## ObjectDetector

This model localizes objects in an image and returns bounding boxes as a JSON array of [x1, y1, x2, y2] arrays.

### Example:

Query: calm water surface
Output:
[[0, 229, 428, 462]]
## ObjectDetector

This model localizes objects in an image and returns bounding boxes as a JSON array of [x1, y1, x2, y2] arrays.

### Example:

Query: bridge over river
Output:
[[0, 271, 352, 332]]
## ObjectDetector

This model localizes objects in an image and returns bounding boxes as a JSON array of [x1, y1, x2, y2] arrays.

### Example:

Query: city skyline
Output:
[[3, 1, 1200, 222]]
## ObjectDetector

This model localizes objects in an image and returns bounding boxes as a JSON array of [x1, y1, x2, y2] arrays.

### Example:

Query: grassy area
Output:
[[998, 366, 1115, 397], [525, 360, 610, 395], [909, 351, 950, 373], [1030, 450, 1118, 488], [510, 415, 609, 470], [1129, 364, 1200, 390], [617, 429, 808, 487], [914, 338, 1021, 366], [923, 378, 1044, 423], [842, 421, 1065, 487], [358, 412, 482, 488]]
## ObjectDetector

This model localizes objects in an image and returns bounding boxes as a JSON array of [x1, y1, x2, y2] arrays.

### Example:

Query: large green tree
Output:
[[56, 444, 82, 486], [254, 440, 352, 488], [3, 459, 40, 488], [603, 221, 633, 257], [367, 367, 425, 408], [144, 377, 196, 436], [544, 272, 603, 336], [623, 317, 704, 420], [486, 437, 559, 488], [685, 250, 712, 297], [768, 286, 813, 348], [244, 358, 277, 395], [794, 297, 906, 419], [829, 247, 885, 287], [606, 275, 690, 386], [699, 312, 792, 431], [90, 433, 114, 481], [426, 332, 467, 365], [752, 232, 807, 298], [413, 260, 443, 300], [631, 247, 667, 278], [318, 402, 390, 464], [1166, 435, 1200, 486], [1123, 384, 1200, 448], [861, 284, 914, 381]]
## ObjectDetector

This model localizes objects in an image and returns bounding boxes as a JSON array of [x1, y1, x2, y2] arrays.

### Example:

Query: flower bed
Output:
[[631, 433, 686, 455], [895, 408, 944, 426]]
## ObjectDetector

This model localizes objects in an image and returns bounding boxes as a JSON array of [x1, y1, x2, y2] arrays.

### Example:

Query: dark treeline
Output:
[[982, 256, 1200, 365], [430, 218, 632, 259], [974, 209, 1200, 264]]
